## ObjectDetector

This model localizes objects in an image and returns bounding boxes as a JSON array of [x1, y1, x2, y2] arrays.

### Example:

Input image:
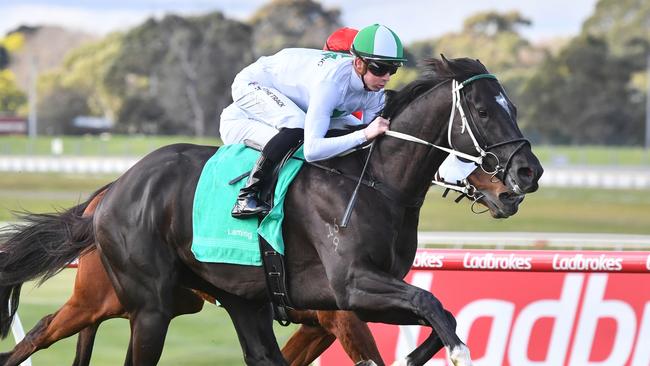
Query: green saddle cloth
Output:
[[191, 143, 304, 266]]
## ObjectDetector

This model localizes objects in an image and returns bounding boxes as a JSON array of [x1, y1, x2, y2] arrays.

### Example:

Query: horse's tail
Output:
[[0, 182, 113, 338]]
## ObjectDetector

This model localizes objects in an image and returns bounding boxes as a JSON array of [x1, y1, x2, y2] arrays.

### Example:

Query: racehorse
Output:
[[0, 56, 542, 366], [0, 162, 513, 366]]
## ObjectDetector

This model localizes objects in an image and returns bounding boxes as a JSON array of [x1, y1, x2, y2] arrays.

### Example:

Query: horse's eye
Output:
[[478, 109, 488, 119]]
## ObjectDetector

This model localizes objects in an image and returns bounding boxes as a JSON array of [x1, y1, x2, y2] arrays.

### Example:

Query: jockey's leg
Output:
[[232, 127, 303, 218]]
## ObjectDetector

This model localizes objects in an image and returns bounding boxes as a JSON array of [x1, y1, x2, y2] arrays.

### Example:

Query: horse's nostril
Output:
[[518, 167, 533, 179]]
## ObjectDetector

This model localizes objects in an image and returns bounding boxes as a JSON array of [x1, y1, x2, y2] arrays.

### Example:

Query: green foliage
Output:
[[520, 35, 644, 145], [0, 70, 26, 113], [462, 10, 532, 36], [105, 11, 255, 135], [14, 1, 646, 146], [403, 10, 546, 110], [409, 10, 543, 72], [386, 67, 419, 89], [0, 46, 8, 69], [249, 0, 341, 56], [0, 32, 26, 52], [0, 32, 25, 69], [37, 85, 91, 134], [514, 0, 649, 145], [36, 33, 123, 133], [582, 0, 650, 59]]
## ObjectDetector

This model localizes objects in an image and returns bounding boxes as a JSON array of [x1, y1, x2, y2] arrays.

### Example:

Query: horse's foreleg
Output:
[[282, 323, 335, 366], [334, 272, 471, 366], [128, 310, 171, 366], [123, 330, 134, 366], [408, 292, 470, 366]]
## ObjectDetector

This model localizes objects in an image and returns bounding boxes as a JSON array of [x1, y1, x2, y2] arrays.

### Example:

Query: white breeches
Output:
[[219, 81, 306, 147]]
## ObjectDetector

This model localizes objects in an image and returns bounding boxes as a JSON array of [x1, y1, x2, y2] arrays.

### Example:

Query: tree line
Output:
[[0, 0, 647, 145]]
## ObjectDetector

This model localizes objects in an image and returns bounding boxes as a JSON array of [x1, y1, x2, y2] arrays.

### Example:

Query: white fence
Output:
[[417, 231, 650, 251], [1, 156, 650, 189], [541, 165, 650, 189], [0, 156, 138, 174]]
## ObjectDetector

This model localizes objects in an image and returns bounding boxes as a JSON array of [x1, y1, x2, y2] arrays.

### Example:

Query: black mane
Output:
[[383, 56, 489, 120]]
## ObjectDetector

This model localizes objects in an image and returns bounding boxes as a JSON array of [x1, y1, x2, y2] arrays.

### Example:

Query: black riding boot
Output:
[[231, 155, 276, 218]]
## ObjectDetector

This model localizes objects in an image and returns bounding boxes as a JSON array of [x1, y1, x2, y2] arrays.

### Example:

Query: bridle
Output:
[[384, 73, 531, 196]]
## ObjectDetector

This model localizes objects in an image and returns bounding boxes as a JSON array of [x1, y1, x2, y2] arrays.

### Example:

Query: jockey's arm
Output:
[[303, 82, 367, 162]]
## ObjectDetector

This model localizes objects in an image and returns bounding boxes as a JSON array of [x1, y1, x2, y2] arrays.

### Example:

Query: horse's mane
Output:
[[382, 56, 489, 120]]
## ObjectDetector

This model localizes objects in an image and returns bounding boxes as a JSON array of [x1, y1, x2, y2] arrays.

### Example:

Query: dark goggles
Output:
[[365, 60, 401, 76]]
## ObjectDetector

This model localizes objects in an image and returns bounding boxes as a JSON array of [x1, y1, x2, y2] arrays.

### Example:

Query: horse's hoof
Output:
[[448, 344, 473, 366], [355, 360, 378, 366]]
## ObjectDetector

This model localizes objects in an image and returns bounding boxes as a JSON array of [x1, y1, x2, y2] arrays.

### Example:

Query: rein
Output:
[[299, 156, 426, 208]]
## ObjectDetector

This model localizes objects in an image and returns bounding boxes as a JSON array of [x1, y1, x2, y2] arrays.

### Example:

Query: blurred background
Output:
[[0, 0, 649, 364]]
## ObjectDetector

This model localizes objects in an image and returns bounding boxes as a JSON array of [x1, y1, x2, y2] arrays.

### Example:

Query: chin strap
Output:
[[360, 70, 370, 91]]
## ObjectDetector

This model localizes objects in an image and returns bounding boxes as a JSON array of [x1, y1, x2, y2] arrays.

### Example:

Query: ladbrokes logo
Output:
[[552, 254, 623, 271], [412, 252, 444, 268], [463, 252, 532, 270], [382, 273, 650, 366]]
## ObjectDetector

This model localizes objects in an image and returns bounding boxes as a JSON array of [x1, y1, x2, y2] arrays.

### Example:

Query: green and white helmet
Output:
[[351, 24, 407, 63]]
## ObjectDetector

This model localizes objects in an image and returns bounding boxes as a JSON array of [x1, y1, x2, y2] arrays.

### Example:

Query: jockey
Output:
[[323, 26, 479, 187], [220, 24, 407, 218]]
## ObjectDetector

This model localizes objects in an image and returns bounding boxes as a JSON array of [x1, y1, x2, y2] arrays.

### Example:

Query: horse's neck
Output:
[[371, 87, 451, 204]]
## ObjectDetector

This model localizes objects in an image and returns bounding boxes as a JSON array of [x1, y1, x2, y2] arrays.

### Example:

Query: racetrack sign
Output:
[[319, 250, 650, 366]]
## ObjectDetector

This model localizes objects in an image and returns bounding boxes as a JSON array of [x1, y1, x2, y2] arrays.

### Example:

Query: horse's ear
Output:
[[440, 54, 450, 64]]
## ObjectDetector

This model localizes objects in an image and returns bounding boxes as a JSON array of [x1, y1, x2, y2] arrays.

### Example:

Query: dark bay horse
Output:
[[0, 56, 542, 366], [0, 162, 515, 366], [0, 187, 382, 366]]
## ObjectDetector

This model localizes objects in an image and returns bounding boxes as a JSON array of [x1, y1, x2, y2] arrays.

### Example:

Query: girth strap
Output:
[[258, 233, 293, 326]]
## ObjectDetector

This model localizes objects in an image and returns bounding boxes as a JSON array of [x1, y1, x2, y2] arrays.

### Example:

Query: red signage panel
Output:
[[319, 250, 650, 366]]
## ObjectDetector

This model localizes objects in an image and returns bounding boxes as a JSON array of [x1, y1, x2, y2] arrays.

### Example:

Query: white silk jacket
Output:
[[232, 48, 385, 161]]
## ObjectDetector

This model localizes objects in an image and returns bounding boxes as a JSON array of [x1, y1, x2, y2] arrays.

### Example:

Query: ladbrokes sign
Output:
[[320, 251, 650, 366]]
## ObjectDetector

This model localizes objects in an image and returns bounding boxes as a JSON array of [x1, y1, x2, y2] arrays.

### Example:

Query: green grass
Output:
[[0, 173, 117, 221], [421, 185, 650, 234], [0, 135, 221, 157], [1, 135, 649, 165], [0, 271, 299, 365], [531, 144, 650, 166]]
